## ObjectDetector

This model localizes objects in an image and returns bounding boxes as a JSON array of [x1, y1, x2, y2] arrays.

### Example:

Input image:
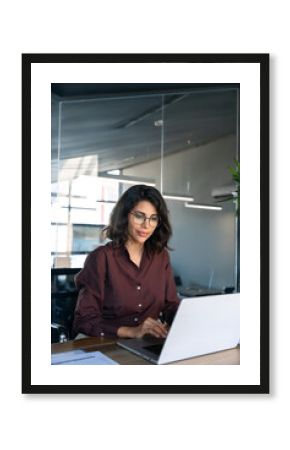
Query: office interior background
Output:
[[51, 83, 240, 340]]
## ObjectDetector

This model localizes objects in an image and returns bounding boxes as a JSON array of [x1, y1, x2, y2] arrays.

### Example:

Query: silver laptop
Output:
[[117, 293, 240, 364]]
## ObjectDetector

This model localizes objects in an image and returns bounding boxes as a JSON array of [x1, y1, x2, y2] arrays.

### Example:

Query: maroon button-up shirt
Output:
[[73, 242, 180, 337]]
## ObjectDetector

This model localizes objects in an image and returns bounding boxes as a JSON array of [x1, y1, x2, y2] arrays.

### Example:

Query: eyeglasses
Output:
[[130, 211, 160, 228]]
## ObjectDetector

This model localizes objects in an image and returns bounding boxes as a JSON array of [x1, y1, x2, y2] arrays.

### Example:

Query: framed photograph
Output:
[[22, 53, 269, 394]]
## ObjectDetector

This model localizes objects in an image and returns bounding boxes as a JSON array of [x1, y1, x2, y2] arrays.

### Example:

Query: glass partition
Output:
[[51, 93, 163, 268], [51, 85, 239, 292], [161, 88, 239, 292]]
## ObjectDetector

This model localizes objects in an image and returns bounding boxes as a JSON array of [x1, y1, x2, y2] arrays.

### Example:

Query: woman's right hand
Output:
[[117, 317, 168, 339]]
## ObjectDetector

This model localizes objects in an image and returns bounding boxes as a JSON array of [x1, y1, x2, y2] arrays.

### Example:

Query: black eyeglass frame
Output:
[[129, 211, 161, 227]]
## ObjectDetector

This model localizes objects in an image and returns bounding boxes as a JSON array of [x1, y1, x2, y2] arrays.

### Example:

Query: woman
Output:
[[73, 184, 180, 339]]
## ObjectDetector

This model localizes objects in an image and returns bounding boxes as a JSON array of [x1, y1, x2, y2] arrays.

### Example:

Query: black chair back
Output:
[[51, 268, 81, 343]]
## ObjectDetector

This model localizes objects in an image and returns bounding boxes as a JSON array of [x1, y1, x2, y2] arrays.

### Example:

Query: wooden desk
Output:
[[52, 337, 240, 365]]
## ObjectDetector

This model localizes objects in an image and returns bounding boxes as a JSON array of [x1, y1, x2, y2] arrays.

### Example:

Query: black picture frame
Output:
[[22, 53, 269, 394]]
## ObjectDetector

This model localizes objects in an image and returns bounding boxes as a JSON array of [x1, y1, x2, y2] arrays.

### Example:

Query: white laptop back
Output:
[[158, 293, 240, 364]]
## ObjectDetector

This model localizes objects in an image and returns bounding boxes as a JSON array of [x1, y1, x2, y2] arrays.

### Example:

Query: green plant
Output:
[[215, 159, 240, 214], [229, 159, 240, 214]]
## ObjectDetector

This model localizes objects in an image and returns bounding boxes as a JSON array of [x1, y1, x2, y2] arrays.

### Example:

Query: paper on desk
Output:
[[51, 349, 119, 365]]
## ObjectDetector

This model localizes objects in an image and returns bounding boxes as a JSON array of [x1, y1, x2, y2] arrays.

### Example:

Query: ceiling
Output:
[[51, 83, 239, 181]]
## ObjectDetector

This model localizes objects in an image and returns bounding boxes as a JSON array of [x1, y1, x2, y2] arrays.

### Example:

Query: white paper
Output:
[[51, 350, 119, 365]]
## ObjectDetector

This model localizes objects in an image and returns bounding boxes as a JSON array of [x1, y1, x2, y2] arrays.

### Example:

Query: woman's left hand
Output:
[[117, 317, 168, 339]]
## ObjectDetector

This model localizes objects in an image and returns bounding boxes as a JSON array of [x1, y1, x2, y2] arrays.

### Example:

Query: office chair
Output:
[[51, 322, 69, 343], [51, 268, 81, 343]]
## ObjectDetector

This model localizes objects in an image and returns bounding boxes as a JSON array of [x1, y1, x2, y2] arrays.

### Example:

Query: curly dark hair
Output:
[[104, 185, 172, 253]]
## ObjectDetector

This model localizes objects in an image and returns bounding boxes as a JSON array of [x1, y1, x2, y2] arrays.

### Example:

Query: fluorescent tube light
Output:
[[184, 202, 222, 211], [163, 194, 194, 202]]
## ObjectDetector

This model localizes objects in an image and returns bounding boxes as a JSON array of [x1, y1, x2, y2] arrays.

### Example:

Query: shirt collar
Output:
[[114, 243, 151, 261]]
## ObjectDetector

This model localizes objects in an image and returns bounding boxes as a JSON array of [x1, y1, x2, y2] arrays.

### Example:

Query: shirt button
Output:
[[134, 317, 139, 322], [137, 285, 141, 290]]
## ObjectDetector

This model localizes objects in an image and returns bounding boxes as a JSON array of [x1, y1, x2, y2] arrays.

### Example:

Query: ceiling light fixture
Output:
[[184, 202, 222, 211], [163, 194, 194, 202]]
